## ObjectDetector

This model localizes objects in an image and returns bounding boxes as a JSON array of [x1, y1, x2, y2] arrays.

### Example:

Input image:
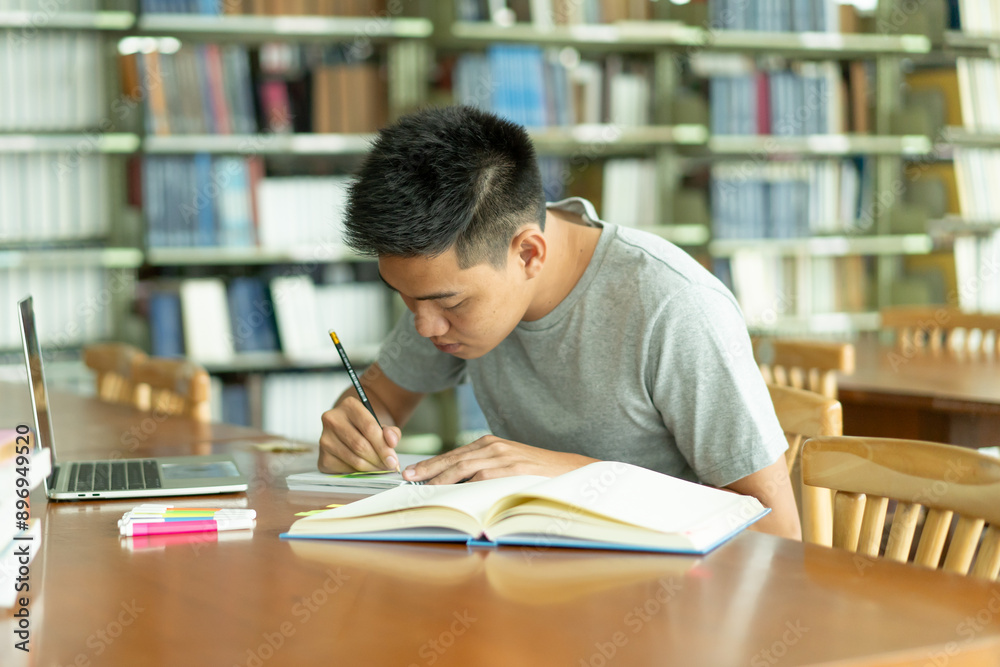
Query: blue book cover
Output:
[[149, 292, 184, 357], [193, 154, 217, 247]]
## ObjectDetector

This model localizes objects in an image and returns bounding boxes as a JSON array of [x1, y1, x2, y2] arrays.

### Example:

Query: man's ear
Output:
[[510, 227, 546, 279]]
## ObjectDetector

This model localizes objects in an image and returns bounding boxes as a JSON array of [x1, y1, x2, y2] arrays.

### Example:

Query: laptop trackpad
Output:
[[160, 461, 241, 481]]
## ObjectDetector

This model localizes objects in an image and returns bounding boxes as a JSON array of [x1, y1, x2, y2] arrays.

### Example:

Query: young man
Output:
[[319, 106, 800, 539]]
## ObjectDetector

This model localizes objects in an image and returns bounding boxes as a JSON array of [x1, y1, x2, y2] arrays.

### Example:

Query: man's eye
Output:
[[444, 301, 465, 311]]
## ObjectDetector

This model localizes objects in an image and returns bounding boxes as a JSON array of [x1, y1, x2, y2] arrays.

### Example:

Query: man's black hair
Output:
[[344, 105, 546, 269]]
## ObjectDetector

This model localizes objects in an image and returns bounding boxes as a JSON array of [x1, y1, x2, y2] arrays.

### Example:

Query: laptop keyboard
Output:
[[67, 460, 161, 493]]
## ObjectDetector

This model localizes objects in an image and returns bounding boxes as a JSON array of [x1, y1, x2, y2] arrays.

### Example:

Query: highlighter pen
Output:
[[329, 330, 401, 474], [119, 518, 256, 537]]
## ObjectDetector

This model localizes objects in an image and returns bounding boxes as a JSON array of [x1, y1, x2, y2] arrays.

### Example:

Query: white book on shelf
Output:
[[956, 58, 976, 130], [953, 236, 981, 310], [270, 275, 325, 358], [180, 278, 235, 364]]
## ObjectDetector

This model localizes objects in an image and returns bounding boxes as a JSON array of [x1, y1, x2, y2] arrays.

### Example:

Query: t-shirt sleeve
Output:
[[375, 310, 467, 394], [648, 284, 787, 487]]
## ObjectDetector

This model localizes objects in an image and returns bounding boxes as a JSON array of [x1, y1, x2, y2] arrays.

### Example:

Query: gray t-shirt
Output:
[[376, 197, 786, 487]]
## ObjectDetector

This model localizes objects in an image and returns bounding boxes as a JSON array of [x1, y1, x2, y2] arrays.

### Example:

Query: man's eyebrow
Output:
[[377, 271, 463, 301]]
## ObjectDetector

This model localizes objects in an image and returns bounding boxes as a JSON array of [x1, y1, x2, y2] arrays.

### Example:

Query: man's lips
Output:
[[434, 342, 461, 353]]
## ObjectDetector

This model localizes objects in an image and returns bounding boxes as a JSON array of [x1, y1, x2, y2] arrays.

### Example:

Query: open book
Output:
[[281, 461, 768, 554]]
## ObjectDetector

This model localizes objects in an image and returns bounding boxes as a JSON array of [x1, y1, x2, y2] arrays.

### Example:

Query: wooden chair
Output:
[[755, 339, 855, 399], [82, 343, 148, 406], [131, 357, 212, 423], [768, 383, 841, 546], [801, 436, 1000, 580], [880, 306, 1000, 355]]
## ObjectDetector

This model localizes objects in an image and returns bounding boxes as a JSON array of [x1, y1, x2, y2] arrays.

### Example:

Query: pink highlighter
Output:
[[119, 518, 255, 537]]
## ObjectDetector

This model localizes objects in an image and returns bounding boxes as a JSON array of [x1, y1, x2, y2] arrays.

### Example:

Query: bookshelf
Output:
[[8, 0, 993, 439], [433, 0, 947, 334]]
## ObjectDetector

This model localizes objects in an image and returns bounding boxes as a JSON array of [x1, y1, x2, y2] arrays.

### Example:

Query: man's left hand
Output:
[[402, 436, 598, 485]]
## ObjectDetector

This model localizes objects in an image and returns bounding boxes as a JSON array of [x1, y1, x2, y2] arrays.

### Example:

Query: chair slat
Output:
[[914, 508, 954, 569], [858, 496, 889, 557], [971, 526, 1000, 581], [884, 502, 922, 563], [833, 492, 865, 552], [943, 517, 986, 575]]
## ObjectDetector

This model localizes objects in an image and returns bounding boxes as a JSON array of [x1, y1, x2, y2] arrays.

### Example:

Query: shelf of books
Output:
[[136, 14, 433, 42], [0, 10, 133, 30], [0, 248, 143, 269], [121, 0, 429, 435], [0, 134, 140, 153], [708, 234, 933, 258], [924, 4, 1000, 313], [447, 22, 930, 59], [0, 5, 136, 364], [143, 133, 374, 155]]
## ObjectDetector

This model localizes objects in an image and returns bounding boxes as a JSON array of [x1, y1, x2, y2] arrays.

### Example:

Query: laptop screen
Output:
[[18, 296, 57, 465]]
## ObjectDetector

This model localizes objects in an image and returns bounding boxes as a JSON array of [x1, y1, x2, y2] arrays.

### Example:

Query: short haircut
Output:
[[344, 106, 546, 269]]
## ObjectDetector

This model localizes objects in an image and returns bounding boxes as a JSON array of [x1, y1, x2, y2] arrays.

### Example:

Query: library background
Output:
[[0, 0, 996, 452]]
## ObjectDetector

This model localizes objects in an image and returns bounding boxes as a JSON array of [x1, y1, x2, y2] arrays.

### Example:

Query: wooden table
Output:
[[4, 383, 1000, 666], [837, 335, 1000, 447]]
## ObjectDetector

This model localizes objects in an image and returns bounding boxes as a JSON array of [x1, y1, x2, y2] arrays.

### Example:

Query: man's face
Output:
[[378, 247, 529, 360]]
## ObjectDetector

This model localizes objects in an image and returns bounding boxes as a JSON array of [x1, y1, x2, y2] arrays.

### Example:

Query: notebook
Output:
[[18, 295, 249, 500]]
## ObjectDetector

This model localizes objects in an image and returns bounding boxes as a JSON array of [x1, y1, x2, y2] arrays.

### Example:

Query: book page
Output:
[[486, 461, 764, 536], [288, 475, 547, 536]]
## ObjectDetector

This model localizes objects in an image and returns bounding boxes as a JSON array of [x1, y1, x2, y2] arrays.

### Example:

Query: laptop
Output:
[[18, 295, 249, 500]]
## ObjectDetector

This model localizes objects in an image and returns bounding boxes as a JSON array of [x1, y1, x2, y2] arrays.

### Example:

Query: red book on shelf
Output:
[[756, 71, 771, 136], [259, 80, 293, 133], [203, 45, 233, 135]]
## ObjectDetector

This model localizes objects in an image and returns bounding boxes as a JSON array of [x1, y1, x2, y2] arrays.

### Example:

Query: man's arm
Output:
[[318, 362, 425, 473], [724, 458, 801, 540]]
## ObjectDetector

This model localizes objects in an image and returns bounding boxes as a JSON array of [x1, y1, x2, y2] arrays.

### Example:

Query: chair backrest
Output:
[[880, 306, 1000, 355], [801, 436, 1000, 580], [755, 339, 855, 399], [82, 343, 148, 406], [768, 384, 842, 547], [131, 357, 212, 423]]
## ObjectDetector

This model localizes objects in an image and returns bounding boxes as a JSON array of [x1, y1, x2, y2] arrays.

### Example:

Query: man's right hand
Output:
[[318, 396, 402, 473]]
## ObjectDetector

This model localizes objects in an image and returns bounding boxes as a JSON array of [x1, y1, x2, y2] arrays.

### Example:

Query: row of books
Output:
[[140, 0, 388, 15], [146, 275, 391, 363], [708, 0, 841, 32], [455, 0, 651, 23], [0, 431, 47, 609], [706, 63, 849, 136], [141, 156, 360, 251], [123, 45, 257, 136], [0, 154, 111, 243], [956, 0, 1000, 35], [722, 254, 870, 326], [261, 371, 353, 443], [257, 175, 352, 250], [0, 33, 105, 132], [954, 234, 1000, 312], [601, 159, 656, 228], [452, 48, 651, 127], [956, 58, 1000, 133], [710, 159, 871, 239], [0, 268, 112, 350], [142, 156, 262, 248]]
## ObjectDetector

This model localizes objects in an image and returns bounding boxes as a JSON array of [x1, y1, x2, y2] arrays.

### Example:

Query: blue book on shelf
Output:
[[192, 154, 217, 247], [222, 383, 250, 426], [228, 278, 280, 353], [149, 292, 184, 357]]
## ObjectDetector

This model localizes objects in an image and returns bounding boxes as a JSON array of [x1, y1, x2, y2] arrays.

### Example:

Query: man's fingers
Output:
[[402, 439, 497, 481]]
